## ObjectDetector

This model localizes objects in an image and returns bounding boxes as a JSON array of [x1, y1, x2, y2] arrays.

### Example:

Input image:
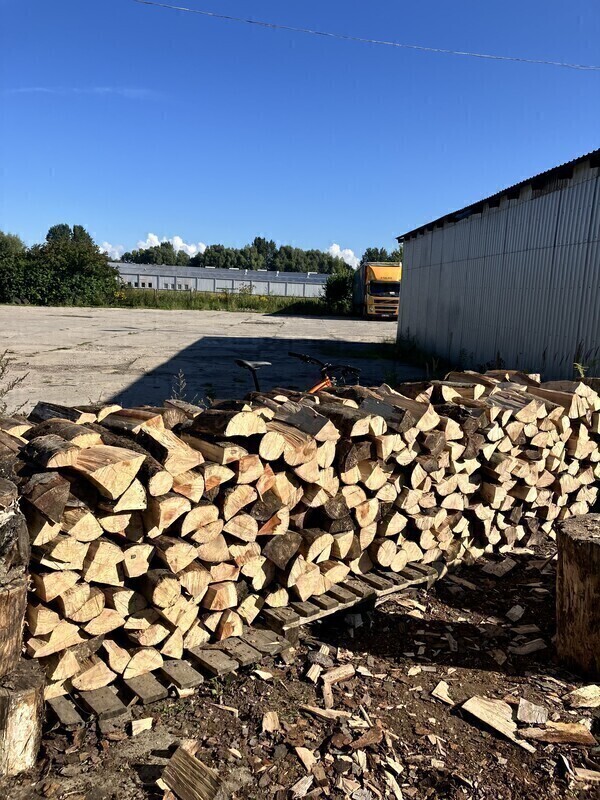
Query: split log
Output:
[[73, 445, 145, 499], [23, 435, 79, 469], [137, 428, 204, 476]]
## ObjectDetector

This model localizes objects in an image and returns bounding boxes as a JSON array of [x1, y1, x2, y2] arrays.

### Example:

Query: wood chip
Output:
[[290, 775, 314, 799], [306, 664, 323, 683], [253, 669, 273, 681], [574, 767, 600, 784], [462, 695, 536, 753], [564, 684, 600, 709], [506, 604, 525, 622], [517, 698, 548, 724], [519, 721, 597, 746], [299, 704, 352, 721], [262, 711, 280, 733], [482, 558, 517, 577], [508, 638, 547, 656], [383, 770, 404, 800], [350, 723, 384, 750], [295, 747, 317, 772], [131, 717, 154, 736], [431, 680, 455, 706], [162, 746, 222, 800]]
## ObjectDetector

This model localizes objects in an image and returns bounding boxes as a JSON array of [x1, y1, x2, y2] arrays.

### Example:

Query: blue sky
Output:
[[1, 0, 599, 264]]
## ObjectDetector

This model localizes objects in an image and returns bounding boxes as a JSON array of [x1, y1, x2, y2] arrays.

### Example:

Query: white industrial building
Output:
[[113, 263, 327, 299], [396, 149, 600, 379]]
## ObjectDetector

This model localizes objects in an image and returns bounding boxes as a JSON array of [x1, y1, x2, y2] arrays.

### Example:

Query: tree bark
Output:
[[556, 514, 600, 677], [0, 659, 44, 777]]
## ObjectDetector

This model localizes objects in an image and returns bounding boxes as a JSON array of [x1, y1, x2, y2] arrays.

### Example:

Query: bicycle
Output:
[[234, 351, 361, 393]]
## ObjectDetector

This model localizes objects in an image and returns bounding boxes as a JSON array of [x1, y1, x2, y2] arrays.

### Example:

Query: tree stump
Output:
[[0, 497, 30, 680], [0, 659, 45, 777], [0, 573, 27, 678], [556, 514, 600, 677]]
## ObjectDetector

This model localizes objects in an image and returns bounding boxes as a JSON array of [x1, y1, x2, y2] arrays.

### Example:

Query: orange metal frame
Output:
[[307, 376, 333, 394]]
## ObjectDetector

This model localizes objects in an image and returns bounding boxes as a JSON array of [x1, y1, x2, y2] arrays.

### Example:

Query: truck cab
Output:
[[353, 262, 402, 319]]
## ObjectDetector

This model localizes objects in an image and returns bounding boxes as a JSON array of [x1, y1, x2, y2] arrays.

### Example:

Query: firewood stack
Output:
[[0, 370, 597, 699]]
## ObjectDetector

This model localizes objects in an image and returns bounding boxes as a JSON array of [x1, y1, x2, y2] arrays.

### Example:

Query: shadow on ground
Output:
[[111, 335, 422, 406], [314, 547, 572, 680]]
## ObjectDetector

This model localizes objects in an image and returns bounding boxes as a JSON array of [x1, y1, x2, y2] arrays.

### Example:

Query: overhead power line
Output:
[[132, 0, 600, 72]]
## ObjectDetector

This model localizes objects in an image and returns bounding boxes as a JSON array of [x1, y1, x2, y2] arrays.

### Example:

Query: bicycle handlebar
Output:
[[288, 351, 326, 368], [288, 351, 360, 378]]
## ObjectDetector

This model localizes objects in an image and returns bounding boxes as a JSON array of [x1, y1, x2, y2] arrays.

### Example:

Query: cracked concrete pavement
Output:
[[0, 306, 421, 411]]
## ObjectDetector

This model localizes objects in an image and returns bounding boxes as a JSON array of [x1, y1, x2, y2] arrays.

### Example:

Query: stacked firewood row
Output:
[[0, 370, 597, 699]]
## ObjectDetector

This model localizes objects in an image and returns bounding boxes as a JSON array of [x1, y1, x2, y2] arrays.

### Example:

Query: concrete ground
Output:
[[0, 306, 421, 412]]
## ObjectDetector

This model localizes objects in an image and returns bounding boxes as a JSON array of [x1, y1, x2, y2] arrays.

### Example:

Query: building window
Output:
[[177, 283, 182, 290], [127, 281, 132, 287], [141, 282, 146, 288], [184, 284, 189, 290], [171, 284, 175, 290], [164, 283, 169, 289], [134, 282, 139, 287]]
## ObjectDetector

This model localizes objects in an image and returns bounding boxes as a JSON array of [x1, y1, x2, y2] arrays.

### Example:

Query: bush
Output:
[[324, 268, 354, 314], [0, 225, 119, 307]]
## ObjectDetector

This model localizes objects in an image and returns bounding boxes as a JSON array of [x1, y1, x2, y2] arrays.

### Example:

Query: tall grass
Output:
[[118, 288, 329, 315]]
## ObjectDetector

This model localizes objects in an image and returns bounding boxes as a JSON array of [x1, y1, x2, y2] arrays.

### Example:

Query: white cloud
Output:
[[4, 87, 157, 99], [136, 233, 207, 257], [328, 243, 359, 269], [100, 242, 125, 261]]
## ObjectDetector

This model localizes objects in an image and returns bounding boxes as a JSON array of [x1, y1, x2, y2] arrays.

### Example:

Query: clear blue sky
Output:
[[1, 0, 599, 263]]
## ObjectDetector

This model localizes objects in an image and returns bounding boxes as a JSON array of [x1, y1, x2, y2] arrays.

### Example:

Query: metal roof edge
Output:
[[396, 147, 600, 242], [110, 263, 329, 283]]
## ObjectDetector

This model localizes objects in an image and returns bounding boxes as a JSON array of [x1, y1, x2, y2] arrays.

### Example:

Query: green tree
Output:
[[46, 224, 72, 244], [23, 224, 118, 306], [361, 246, 403, 264], [72, 225, 95, 247], [121, 242, 190, 266], [0, 232, 27, 302], [190, 237, 346, 274], [252, 237, 277, 267]]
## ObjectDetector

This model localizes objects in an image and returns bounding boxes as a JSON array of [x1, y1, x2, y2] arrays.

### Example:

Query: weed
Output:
[[0, 350, 28, 415], [170, 369, 188, 402], [117, 288, 329, 316], [573, 360, 598, 379], [169, 368, 208, 408]]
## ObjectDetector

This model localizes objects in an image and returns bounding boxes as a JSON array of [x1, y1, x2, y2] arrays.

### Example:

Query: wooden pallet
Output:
[[46, 627, 291, 730], [46, 563, 442, 729], [261, 563, 442, 642]]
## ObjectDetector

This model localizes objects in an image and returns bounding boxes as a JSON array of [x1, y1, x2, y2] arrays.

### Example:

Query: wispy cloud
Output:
[[3, 87, 158, 99], [328, 243, 359, 269]]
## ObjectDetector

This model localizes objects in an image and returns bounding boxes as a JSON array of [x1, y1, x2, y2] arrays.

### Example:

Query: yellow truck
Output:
[[353, 261, 402, 319]]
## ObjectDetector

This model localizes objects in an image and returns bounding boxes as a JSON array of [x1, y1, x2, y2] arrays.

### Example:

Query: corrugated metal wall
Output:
[[397, 160, 600, 378]]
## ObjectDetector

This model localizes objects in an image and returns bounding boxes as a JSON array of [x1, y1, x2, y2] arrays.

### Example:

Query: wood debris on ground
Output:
[[564, 684, 600, 708]]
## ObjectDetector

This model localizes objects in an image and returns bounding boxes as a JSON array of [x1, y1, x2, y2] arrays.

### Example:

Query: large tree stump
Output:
[[0, 492, 30, 680], [0, 659, 44, 777], [556, 514, 600, 677], [0, 573, 27, 679]]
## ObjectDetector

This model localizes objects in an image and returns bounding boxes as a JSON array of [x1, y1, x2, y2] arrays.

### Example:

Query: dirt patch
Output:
[[3, 546, 599, 800]]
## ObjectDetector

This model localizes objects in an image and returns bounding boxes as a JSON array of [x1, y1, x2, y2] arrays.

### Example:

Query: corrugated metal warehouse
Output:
[[396, 149, 600, 379], [113, 263, 327, 298]]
